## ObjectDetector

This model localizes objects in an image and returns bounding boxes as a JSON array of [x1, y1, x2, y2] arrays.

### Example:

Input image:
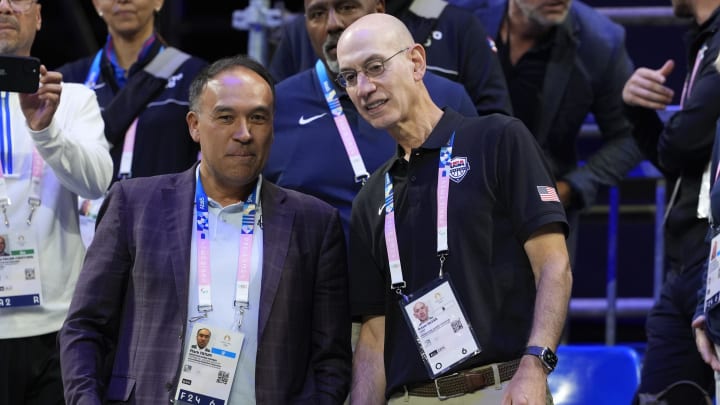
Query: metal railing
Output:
[[575, 136, 668, 344], [597, 6, 689, 26], [576, 103, 680, 343]]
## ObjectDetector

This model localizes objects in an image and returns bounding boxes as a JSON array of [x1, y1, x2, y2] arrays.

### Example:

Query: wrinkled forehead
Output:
[[337, 26, 394, 70]]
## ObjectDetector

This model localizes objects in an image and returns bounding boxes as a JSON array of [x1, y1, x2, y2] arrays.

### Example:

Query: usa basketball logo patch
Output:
[[448, 156, 470, 183]]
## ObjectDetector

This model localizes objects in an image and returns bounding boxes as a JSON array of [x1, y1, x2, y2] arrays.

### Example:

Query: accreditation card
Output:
[[175, 323, 244, 405], [0, 232, 42, 308], [400, 275, 481, 378], [705, 233, 720, 312]]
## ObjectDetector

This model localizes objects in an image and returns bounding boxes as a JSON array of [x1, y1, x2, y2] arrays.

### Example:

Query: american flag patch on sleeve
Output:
[[537, 186, 560, 202]]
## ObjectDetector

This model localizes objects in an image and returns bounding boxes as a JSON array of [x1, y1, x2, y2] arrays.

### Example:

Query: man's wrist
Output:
[[523, 345, 557, 373]]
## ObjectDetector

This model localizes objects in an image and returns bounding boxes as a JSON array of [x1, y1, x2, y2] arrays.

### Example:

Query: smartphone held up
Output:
[[0, 55, 40, 93]]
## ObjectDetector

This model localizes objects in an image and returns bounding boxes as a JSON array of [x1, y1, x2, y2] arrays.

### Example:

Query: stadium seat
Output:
[[548, 344, 641, 405]]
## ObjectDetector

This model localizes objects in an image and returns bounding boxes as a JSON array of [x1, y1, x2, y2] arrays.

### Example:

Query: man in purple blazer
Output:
[[59, 55, 351, 404]]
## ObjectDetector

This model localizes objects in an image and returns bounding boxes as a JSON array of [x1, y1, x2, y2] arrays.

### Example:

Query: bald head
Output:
[[337, 14, 414, 63]]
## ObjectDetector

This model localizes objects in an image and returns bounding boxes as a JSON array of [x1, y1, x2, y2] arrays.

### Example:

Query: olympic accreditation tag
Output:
[[175, 323, 244, 405], [400, 276, 481, 378], [705, 233, 720, 311], [0, 232, 42, 308], [78, 196, 105, 248]]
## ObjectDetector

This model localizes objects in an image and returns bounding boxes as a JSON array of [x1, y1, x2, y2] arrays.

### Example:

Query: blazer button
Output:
[[166, 382, 173, 390]]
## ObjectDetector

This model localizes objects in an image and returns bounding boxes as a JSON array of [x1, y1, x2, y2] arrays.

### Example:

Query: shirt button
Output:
[[410, 176, 417, 182]]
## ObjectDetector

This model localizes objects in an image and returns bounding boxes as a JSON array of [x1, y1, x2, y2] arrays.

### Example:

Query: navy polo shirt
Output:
[[349, 108, 567, 397], [264, 69, 477, 242]]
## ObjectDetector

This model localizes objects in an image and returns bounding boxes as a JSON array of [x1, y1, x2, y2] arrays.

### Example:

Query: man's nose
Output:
[[0, 0, 14, 13], [233, 122, 252, 142], [326, 8, 344, 33], [355, 72, 377, 97]]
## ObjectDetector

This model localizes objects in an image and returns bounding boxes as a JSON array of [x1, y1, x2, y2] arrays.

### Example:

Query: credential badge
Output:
[[448, 156, 470, 183]]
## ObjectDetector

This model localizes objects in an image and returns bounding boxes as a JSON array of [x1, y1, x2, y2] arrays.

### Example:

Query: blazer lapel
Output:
[[162, 165, 197, 317], [535, 17, 578, 145], [257, 180, 293, 341]]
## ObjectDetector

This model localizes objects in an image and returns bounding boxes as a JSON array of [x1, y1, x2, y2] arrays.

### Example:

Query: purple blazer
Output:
[[59, 165, 351, 404]]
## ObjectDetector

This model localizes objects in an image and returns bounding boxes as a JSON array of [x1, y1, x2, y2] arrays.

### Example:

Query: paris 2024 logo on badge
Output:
[[448, 156, 470, 183]]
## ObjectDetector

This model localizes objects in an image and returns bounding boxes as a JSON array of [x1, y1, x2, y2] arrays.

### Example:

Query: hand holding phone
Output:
[[19, 65, 63, 131]]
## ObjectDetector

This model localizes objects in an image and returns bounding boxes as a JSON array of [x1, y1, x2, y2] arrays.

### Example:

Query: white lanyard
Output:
[[0, 93, 43, 227], [117, 118, 138, 179], [680, 44, 707, 108], [193, 176, 258, 328], [385, 133, 454, 295], [314, 60, 370, 184], [84, 50, 155, 180]]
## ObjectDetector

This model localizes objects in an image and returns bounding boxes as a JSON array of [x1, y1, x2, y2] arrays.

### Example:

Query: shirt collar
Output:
[[392, 108, 460, 162], [103, 33, 159, 88], [194, 165, 263, 212]]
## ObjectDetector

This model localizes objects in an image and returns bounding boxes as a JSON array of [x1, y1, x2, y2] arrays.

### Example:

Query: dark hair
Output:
[[188, 55, 275, 112]]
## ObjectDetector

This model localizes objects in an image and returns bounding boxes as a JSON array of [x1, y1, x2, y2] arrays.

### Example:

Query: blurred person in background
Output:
[[0, 0, 113, 403], [58, 0, 206, 245]]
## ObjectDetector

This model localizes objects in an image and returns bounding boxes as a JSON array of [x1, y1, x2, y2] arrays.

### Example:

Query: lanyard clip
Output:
[[189, 311, 209, 323], [233, 302, 249, 330], [26, 197, 40, 225], [0, 199, 10, 228], [392, 281, 406, 297], [438, 252, 448, 278]]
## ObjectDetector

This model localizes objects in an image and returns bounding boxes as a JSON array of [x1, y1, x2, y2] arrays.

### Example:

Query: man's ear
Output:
[[376, 0, 386, 13], [35, 3, 42, 31], [409, 44, 427, 81], [187, 111, 200, 143]]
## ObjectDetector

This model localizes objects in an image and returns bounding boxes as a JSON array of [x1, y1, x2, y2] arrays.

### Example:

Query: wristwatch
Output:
[[524, 346, 558, 373]]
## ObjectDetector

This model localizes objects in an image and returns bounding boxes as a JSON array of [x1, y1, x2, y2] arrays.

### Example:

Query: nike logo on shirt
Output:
[[298, 113, 328, 125]]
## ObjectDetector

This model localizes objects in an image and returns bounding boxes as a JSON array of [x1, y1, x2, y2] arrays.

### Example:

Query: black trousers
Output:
[[0, 332, 65, 405], [636, 263, 715, 404]]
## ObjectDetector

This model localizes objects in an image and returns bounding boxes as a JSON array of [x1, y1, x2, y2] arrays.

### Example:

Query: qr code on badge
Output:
[[451, 318, 463, 333], [217, 370, 229, 385], [25, 268, 35, 280], [183, 364, 192, 372]]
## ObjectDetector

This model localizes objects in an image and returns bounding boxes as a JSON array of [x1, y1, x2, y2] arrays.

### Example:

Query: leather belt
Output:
[[406, 359, 521, 399]]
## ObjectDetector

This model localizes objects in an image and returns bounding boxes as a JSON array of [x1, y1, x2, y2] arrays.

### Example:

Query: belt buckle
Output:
[[434, 372, 464, 400]]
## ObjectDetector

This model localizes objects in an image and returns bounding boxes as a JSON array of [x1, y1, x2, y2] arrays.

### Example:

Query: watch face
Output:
[[543, 349, 558, 369], [525, 346, 557, 372]]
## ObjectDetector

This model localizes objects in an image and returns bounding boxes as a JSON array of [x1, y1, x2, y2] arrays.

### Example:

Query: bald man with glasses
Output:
[[339, 14, 571, 404]]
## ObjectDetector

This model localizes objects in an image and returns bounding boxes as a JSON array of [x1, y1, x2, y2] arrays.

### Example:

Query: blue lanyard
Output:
[[314, 60, 370, 184], [0, 93, 12, 174], [84, 44, 166, 89], [193, 175, 258, 315], [83, 50, 103, 89]]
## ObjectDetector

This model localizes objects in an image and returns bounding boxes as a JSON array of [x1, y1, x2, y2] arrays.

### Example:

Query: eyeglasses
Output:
[[336, 48, 409, 88], [0, 0, 36, 13]]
